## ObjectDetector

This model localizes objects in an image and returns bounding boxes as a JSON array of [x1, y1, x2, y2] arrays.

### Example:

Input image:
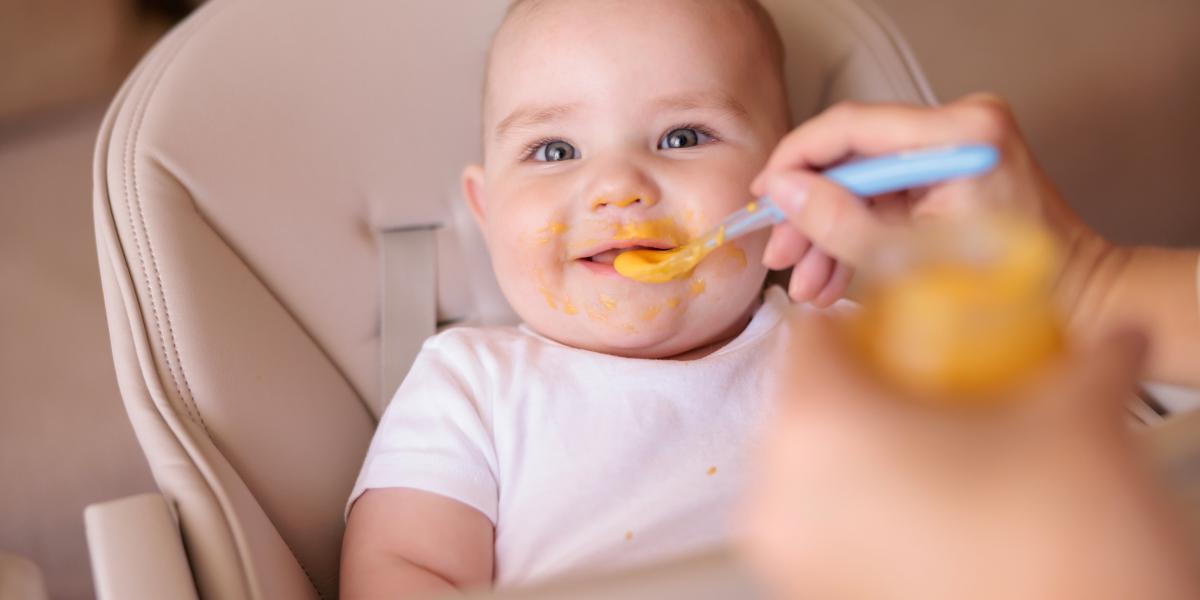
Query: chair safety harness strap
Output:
[[379, 226, 438, 417]]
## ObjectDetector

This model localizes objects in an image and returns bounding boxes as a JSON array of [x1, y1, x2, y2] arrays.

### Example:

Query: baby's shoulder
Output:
[[412, 325, 558, 402], [421, 324, 549, 367]]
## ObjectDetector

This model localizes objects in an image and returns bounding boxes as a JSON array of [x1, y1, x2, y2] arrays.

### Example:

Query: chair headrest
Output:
[[114, 0, 927, 406]]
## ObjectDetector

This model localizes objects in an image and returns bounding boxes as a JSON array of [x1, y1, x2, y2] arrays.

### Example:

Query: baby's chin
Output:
[[501, 258, 770, 358], [520, 303, 751, 360]]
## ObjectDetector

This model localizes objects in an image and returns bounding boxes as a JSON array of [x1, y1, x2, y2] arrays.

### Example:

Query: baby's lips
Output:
[[574, 239, 678, 262]]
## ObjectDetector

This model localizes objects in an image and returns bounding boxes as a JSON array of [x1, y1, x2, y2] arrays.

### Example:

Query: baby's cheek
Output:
[[714, 243, 751, 275], [499, 222, 560, 268], [696, 238, 760, 289], [521, 232, 579, 302], [695, 239, 769, 308]]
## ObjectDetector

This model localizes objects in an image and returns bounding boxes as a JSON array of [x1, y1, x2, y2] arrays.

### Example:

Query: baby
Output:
[[341, 0, 800, 596]]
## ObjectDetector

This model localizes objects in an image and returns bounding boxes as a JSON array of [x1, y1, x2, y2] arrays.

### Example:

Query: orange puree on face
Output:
[[721, 244, 747, 269], [539, 288, 558, 310], [612, 218, 686, 244], [532, 222, 569, 245]]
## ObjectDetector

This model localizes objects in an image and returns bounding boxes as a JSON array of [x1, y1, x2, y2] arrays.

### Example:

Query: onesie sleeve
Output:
[[345, 331, 499, 524]]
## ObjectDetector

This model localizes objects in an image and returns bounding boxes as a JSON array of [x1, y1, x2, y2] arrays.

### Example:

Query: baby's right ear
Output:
[[460, 164, 487, 232]]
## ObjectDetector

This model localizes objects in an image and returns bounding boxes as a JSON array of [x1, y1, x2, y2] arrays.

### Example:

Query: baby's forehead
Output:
[[484, 0, 785, 118], [494, 0, 781, 64]]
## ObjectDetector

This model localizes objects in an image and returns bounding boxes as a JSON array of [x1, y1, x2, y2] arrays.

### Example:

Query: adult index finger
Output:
[[751, 95, 1016, 196]]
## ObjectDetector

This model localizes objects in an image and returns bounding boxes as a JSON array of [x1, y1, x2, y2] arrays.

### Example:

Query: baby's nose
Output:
[[590, 195, 657, 211]]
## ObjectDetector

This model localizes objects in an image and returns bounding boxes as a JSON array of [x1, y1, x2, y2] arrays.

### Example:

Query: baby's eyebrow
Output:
[[492, 92, 748, 141], [652, 91, 751, 121], [495, 103, 580, 141]]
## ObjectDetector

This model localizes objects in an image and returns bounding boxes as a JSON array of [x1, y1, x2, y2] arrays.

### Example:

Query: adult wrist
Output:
[[1061, 243, 1200, 384], [1054, 228, 1130, 335]]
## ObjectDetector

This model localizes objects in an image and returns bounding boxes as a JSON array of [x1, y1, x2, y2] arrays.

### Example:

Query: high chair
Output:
[[84, 0, 936, 597]]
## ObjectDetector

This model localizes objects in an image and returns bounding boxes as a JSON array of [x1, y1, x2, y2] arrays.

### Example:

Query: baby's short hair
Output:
[[503, 0, 786, 73]]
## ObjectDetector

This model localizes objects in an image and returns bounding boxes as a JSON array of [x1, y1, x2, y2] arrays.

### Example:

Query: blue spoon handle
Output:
[[826, 144, 999, 197], [715, 144, 999, 245]]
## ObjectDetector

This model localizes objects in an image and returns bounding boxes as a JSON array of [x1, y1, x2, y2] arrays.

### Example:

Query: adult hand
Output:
[[737, 314, 1199, 600], [752, 94, 1107, 310], [754, 93, 1200, 386]]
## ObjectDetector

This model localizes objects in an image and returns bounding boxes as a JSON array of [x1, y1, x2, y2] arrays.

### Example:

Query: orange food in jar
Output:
[[853, 218, 1064, 402]]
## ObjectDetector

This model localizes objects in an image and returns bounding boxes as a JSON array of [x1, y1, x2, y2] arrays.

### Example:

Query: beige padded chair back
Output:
[[92, 0, 933, 598]]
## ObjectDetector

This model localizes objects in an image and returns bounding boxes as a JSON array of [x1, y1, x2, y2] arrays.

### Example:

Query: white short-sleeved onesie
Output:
[[348, 287, 797, 587]]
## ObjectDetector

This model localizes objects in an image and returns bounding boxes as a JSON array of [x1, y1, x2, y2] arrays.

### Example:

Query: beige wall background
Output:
[[874, 0, 1200, 246], [0, 1, 1197, 598], [1, 3, 173, 599]]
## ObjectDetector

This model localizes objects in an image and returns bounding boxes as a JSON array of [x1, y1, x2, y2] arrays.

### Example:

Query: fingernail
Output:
[[767, 176, 808, 213]]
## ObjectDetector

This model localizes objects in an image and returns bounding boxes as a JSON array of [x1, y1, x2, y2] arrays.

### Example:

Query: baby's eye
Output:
[[659, 127, 713, 150], [532, 140, 578, 162]]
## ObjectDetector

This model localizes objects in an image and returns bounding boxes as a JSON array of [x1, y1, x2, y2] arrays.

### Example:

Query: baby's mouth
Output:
[[586, 249, 623, 265], [581, 242, 676, 265]]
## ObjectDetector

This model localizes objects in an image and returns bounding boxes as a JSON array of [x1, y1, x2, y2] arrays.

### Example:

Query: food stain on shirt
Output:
[[707, 466, 718, 476], [624, 530, 634, 541]]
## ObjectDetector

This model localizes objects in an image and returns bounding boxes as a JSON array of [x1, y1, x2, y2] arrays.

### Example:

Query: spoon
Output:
[[612, 144, 1000, 283]]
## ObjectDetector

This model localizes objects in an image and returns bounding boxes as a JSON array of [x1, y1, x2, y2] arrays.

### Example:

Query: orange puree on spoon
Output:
[[614, 226, 725, 283]]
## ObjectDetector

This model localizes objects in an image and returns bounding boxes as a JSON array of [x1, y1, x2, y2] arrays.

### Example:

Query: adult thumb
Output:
[[764, 170, 896, 267]]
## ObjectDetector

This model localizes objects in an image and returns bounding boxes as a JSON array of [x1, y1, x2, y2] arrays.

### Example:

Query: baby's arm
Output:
[[340, 488, 494, 599]]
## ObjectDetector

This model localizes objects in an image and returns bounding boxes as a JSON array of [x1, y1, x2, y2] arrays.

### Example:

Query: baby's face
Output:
[[463, 0, 789, 358]]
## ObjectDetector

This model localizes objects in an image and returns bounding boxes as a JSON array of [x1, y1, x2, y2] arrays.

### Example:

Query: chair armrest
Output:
[[0, 554, 49, 600], [84, 493, 199, 600]]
